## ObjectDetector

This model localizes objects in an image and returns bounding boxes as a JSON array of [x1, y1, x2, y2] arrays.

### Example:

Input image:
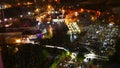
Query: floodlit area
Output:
[[0, 0, 120, 68]]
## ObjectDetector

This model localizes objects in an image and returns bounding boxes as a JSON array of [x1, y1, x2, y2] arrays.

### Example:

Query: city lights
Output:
[[0, 0, 120, 68]]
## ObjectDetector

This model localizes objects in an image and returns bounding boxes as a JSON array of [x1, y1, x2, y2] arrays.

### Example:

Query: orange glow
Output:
[[14, 47, 19, 53], [48, 5, 51, 9], [27, 2, 33, 5], [15, 39, 21, 43], [17, 3, 21, 6], [55, 0, 60, 3], [4, 4, 12, 8], [74, 12, 78, 16], [80, 8, 84, 13], [96, 11, 101, 16], [47, 5, 54, 11], [37, 17, 42, 22], [62, 9, 65, 14], [87, 10, 90, 13], [48, 25, 53, 38], [35, 8, 40, 13], [65, 11, 78, 25], [91, 16, 97, 21]]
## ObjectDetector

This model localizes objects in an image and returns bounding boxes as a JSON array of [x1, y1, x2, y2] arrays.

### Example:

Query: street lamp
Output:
[[2, 9, 5, 29], [0, 5, 5, 32]]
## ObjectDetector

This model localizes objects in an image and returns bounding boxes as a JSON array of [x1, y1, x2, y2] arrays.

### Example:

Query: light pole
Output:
[[2, 9, 5, 28], [0, 5, 4, 26], [0, 5, 5, 32]]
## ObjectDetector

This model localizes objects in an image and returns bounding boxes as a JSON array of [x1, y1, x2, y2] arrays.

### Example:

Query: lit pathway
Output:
[[45, 45, 69, 52]]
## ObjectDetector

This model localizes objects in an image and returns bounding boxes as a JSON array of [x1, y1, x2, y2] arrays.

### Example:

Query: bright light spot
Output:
[[67, 30, 72, 35], [67, 22, 81, 34], [47, 5, 52, 10], [80, 8, 84, 12], [91, 16, 96, 21], [4, 4, 11, 9], [47, 22, 50, 24], [35, 8, 40, 13], [4, 5, 7, 8], [9, 18, 12, 20], [37, 22, 41, 25], [84, 58, 89, 63], [48, 11, 51, 14], [4, 18, 7, 21], [71, 53, 77, 59], [74, 12, 78, 16], [36, 18, 39, 21], [28, 12, 31, 15], [96, 31, 100, 33], [109, 22, 114, 27], [42, 29, 47, 34], [55, 11, 58, 13], [52, 19, 65, 22], [55, 0, 60, 2], [5, 24, 10, 27], [84, 53, 96, 59], [51, 11, 54, 14], [14, 47, 19, 53], [96, 11, 101, 16], [20, 15, 23, 18], [62, 9, 65, 14], [87, 10, 90, 12], [28, 35, 37, 39], [66, 51, 70, 56], [27, 2, 33, 5], [42, 35, 45, 39], [47, 25, 53, 38], [15, 39, 21, 43], [17, 3, 21, 6], [109, 22, 114, 25]]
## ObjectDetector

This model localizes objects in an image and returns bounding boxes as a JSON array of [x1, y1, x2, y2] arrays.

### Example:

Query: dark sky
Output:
[[0, 0, 120, 4], [0, 0, 34, 3]]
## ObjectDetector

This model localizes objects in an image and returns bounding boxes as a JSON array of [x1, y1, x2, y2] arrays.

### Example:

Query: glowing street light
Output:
[[9, 18, 12, 20], [15, 39, 21, 43], [28, 12, 31, 15], [4, 18, 7, 21], [20, 15, 23, 18]]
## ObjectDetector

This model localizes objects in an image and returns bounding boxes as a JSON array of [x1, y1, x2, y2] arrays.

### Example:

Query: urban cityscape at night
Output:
[[0, 0, 120, 68]]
